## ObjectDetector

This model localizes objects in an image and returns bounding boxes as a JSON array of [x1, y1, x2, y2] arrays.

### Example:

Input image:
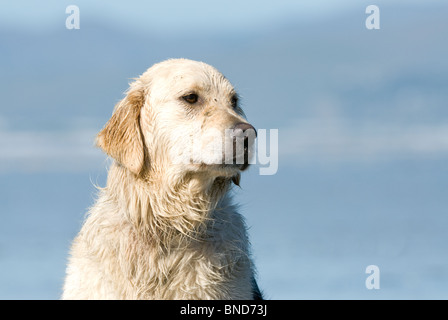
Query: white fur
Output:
[[62, 59, 260, 300]]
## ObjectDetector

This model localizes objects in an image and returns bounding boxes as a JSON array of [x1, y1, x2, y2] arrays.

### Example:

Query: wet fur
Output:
[[62, 59, 261, 300]]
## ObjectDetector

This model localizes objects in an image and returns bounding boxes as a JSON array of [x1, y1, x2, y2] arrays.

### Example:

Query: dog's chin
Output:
[[180, 151, 252, 178], [187, 162, 249, 178]]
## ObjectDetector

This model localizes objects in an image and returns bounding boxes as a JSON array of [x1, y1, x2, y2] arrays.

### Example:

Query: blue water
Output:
[[240, 160, 448, 299], [1, 159, 447, 299]]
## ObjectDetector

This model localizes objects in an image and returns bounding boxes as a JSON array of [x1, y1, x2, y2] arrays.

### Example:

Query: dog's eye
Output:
[[183, 93, 199, 104], [231, 95, 238, 109]]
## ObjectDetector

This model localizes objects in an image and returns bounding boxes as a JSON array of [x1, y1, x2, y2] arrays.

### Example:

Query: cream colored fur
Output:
[[62, 59, 259, 300]]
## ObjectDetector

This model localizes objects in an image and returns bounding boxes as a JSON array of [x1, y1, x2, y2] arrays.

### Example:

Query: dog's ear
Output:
[[96, 84, 146, 175]]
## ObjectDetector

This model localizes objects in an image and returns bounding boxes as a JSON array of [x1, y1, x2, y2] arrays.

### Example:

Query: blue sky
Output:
[[0, 0, 440, 35]]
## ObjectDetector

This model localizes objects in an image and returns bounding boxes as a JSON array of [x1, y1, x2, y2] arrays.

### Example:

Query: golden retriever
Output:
[[62, 58, 262, 300]]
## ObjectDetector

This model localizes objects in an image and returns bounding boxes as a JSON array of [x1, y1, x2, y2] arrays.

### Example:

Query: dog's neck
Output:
[[106, 163, 231, 246]]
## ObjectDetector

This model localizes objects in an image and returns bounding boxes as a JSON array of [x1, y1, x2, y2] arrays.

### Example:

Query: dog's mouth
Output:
[[196, 146, 252, 174], [180, 123, 256, 174]]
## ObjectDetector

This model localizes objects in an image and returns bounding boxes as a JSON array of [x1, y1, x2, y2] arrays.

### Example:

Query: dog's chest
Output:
[[132, 224, 250, 299]]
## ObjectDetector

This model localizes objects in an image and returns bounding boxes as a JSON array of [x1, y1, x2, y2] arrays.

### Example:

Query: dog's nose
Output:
[[231, 122, 257, 139]]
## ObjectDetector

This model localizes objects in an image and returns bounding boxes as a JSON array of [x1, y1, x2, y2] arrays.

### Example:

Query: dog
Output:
[[62, 59, 262, 300]]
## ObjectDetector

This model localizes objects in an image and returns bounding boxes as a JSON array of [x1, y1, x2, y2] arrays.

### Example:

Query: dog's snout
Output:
[[231, 122, 257, 139]]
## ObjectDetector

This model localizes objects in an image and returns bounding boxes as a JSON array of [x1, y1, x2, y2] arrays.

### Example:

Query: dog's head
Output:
[[96, 59, 256, 183]]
